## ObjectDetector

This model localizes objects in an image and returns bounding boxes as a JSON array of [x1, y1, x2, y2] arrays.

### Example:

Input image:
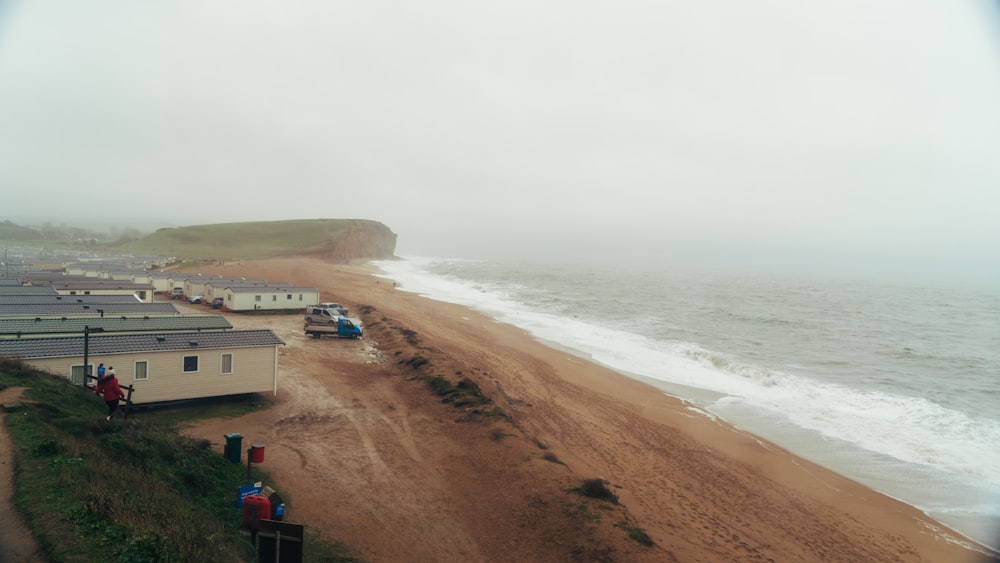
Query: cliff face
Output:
[[320, 220, 397, 261]]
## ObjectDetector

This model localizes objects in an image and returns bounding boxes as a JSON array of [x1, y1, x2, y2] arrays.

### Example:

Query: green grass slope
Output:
[[0, 360, 358, 562], [117, 219, 364, 261]]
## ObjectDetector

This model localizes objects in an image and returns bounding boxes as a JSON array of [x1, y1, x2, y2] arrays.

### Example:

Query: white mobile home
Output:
[[0, 330, 285, 404], [178, 276, 250, 300], [222, 286, 320, 312], [48, 281, 156, 303], [148, 272, 173, 294], [203, 280, 285, 303]]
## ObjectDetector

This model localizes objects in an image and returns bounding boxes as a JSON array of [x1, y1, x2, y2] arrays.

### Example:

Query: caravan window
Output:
[[70, 364, 90, 386], [135, 361, 149, 380]]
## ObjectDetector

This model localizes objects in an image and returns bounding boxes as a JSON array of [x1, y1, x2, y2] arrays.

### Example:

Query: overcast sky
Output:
[[1, 1, 999, 281]]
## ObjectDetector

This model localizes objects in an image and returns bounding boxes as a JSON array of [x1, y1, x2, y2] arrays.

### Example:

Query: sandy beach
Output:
[[173, 257, 994, 562]]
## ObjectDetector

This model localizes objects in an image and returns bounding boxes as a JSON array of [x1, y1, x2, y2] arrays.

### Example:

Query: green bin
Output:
[[224, 433, 243, 463]]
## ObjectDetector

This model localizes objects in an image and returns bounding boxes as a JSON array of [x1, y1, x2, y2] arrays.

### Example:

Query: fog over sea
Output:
[[373, 256, 1000, 551]]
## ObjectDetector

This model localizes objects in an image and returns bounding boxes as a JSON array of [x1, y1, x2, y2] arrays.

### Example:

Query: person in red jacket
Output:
[[95, 367, 126, 420]]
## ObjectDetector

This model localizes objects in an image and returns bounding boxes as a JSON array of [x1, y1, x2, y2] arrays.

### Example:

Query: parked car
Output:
[[317, 302, 349, 316], [212, 297, 225, 309], [188, 295, 203, 304]]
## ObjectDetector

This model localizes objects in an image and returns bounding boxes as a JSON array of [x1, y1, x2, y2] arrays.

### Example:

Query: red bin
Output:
[[241, 495, 271, 531], [249, 443, 265, 463]]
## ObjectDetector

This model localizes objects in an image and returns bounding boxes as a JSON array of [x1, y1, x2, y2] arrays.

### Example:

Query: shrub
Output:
[[397, 328, 419, 345], [541, 451, 563, 464], [403, 355, 428, 369], [429, 375, 456, 397], [578, 478, 618, 504], [0, 356, 31, 373], [616, 522, 654, 546], [32, 439, 61, 457]]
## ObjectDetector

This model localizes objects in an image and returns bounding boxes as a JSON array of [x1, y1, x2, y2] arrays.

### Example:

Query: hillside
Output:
[[117, 219, 397, 261]]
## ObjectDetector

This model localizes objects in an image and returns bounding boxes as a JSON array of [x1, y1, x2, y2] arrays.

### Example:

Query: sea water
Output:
[[372, 256, 1000, 551]]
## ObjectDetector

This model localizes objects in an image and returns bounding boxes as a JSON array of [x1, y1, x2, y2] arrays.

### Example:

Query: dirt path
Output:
[[0, 387, 45, 563]]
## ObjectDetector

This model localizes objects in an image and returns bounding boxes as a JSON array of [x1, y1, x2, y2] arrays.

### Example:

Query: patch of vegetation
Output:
[[570, 541, 615, 562], [482, 405, 505, 417], [616, 521, 654, 546], [402, 355, 429, 370], [396, 327, 420, 345], [569, 478, 619, 504], [570, 500, 604, 522], [541, 451, 564, 464], [428, 376, 490, 407], [490, 429, 514, 441], [0, 360, 357, 562], [429, 375, 454, 396], [1, 355, 29, 373]]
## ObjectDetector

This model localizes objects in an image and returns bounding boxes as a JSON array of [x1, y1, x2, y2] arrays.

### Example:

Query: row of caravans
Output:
[[0, 272, 286, 405], [155, 274, 320, 313], [18, 267, 321, 313]]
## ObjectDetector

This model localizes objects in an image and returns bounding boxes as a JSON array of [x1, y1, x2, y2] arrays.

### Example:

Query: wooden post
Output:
[[121, 385, 135, 419]]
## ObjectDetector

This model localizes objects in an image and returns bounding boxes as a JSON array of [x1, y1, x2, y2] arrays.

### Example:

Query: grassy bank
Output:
[[0, 359, 357, 562], [116, 219, 356, 260]]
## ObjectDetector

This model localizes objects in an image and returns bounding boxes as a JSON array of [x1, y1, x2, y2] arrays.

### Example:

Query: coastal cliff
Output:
[[311, 219, 397, 261], [120, 218, 397, 261]]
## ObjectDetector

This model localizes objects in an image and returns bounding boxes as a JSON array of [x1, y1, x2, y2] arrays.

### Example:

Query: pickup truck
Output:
[[304, 317, 363, 339]]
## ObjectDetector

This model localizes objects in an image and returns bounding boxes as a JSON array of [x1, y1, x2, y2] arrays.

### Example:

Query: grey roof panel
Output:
[[46, 282, 154, 290], [0, 329, 284, 358], [0, 286, 60, 295], [0, 295, 141, 305], [0, 303, 179, 317], [0, 315, 232, 336]]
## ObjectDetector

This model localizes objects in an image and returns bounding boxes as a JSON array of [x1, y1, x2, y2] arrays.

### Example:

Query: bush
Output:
[[616, 522, 654, 546], [541, 451, 563, 464], [0, 356, 31, 373], [404, 355, 428, 369], [32, 439, 61, 457], [578, 478, 618, 504]]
